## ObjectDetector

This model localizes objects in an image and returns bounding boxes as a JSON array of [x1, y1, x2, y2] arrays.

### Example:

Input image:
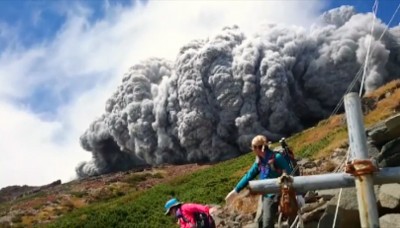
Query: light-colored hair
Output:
[[251, 135, 268, 150]]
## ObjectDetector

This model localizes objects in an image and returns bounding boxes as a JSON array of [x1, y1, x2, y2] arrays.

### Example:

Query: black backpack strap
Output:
[[194, 212, 214, 228]]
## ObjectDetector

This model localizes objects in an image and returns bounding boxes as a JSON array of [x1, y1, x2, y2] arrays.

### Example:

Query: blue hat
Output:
[[164, 198, 182, 215]]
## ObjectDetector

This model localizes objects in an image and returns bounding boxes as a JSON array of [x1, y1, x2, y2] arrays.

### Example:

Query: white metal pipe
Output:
[[249, 167, 400, 194], [344, 93, 379, 228]]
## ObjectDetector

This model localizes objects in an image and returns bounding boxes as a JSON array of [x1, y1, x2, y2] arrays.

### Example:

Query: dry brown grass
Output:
[[364, 79, 400, 100], [68, 197, 86, 209], [286, 115, 346, 158], [22, 196, 87, 226], [365, 87, 400, 126], [314, 132, 348, 159]]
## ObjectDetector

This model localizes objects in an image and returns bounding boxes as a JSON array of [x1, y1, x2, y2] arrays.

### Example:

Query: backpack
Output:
[[256, 150, 283, 178], [193, 212, 215, 228], [279, 138, 300, 176]]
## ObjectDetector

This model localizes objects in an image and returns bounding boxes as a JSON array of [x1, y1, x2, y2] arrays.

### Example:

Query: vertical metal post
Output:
[[344, 93, 379, 228]]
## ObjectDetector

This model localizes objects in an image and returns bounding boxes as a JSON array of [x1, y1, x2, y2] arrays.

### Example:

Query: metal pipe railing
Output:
[[249, 166, 400, 194]]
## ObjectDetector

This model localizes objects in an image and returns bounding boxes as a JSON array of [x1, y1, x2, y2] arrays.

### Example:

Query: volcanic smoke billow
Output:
[[76, 6, 400, 178]]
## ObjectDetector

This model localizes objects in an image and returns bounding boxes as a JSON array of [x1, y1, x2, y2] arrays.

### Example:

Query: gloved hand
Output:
[[225, 189, 238, 203]]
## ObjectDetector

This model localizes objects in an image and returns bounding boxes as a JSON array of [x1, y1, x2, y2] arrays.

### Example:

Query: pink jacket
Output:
[[177, 203, 210, 228]]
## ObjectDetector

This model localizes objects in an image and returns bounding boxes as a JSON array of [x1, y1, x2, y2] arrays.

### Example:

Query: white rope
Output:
[[329, 0, 400, 117], [330, 0, 392, 116], [329, 66, 364, 116], [359, 0, 379, 96], [332, 148, 351, 228], [329, 2, 400, 227], [290, 215, 300, 228], [376, 1, 400, 42], [356, 0, 400, 98], [366, 0, 400, 68], [332, 188, 343, 228], [292, 4, 400, 227]]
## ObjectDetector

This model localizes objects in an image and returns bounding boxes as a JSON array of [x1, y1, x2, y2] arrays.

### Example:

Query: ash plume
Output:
[[77, 6, 400, 177]]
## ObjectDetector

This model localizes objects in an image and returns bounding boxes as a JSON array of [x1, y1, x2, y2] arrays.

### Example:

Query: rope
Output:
[[290, 163, 299, 176], [332, 188, 343, 228], [329, 0, 400, 116], [359, 0, 379, 96], [290, 215, 300, 228], [332, 148, 351, 228], [326, 2, 400, 227], [285, 4, 400, 227], [329, 66, 364, 116], [376, 1, 400, 43]]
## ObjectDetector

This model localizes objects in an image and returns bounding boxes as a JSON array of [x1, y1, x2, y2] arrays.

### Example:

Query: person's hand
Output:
[[225, 189, 238, 203]]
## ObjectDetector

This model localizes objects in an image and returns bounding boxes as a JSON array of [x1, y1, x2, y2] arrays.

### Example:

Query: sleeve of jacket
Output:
[[234, 162, 259, 193], [275, 153, 292, 174]]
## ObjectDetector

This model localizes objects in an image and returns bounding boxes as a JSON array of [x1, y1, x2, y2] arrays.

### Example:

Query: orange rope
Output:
[[345, 159, 378, 176]]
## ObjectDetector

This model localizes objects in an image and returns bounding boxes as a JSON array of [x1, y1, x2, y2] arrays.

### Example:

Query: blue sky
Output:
[[0, 0, 137, 48], [0, 0, 140, 115], [327, 0, 400, 26], [0, 0, 398, 188], [0, 0, 396, 116]]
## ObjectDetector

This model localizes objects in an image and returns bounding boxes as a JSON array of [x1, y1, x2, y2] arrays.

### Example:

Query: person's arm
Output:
[[234, 162, 259, 193], [275, 153, 292, 174]]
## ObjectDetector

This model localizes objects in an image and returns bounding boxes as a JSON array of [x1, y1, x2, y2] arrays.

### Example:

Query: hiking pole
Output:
[[279, 138, 299, 176]]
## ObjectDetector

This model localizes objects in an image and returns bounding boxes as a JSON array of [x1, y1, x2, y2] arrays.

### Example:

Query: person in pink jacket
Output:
[[164, 198, 215, 228]]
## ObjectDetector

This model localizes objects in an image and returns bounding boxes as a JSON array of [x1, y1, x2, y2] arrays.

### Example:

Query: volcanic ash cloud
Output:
[[77, 6, 400, 177]]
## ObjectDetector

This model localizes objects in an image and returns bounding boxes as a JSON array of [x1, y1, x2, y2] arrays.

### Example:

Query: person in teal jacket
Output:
[[225, 135, 292, 228]]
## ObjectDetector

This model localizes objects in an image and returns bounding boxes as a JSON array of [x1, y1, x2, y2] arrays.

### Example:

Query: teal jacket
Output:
[[234, 150, 292, 198]]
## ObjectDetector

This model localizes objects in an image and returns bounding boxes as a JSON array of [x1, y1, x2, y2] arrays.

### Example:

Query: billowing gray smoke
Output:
[[77, 6, 400, 177]]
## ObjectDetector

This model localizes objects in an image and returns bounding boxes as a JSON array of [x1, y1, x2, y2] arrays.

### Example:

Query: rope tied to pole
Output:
[[345, 159, 378, 176]]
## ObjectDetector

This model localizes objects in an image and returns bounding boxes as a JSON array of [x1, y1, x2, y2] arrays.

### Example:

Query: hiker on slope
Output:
[[225, 135, 292, 228], [164, 198, 216, 228]]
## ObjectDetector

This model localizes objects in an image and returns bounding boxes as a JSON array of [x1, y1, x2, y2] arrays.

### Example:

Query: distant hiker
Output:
[[225, 135, 292, 228], [164, 198, 216, 228]]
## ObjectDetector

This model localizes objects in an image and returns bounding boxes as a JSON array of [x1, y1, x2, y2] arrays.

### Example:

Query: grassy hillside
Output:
[[46, 155, 254, 227], [26, 79, 400, 227]]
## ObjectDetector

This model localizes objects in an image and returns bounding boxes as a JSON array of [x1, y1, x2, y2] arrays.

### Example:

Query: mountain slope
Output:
[[1, 79, 399, 228]]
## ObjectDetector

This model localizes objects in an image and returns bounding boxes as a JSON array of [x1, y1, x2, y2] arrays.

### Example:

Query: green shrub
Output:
[[124, 173, 153, 185]]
